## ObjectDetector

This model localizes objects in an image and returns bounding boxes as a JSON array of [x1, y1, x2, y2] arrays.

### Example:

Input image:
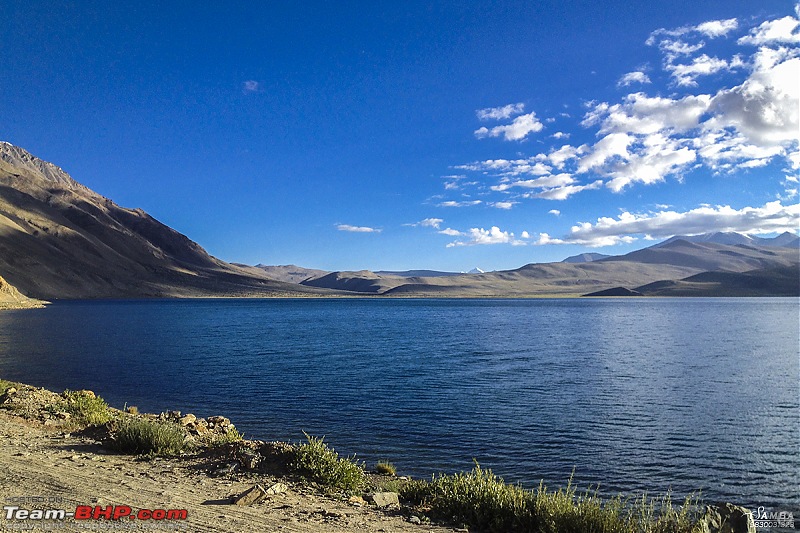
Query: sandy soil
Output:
[[0, 412, 455, 533]]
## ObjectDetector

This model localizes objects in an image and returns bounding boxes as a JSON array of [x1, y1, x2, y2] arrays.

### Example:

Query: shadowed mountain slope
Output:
[[0, 142, 332, 299]]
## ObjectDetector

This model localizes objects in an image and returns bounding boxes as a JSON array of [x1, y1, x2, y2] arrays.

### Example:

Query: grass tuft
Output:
[[54, 390, 112, 426], [376, 461, 397, 476], [110, 417, 193, 456], [401, 464, 701, 533], [290, 432, 366, 495]]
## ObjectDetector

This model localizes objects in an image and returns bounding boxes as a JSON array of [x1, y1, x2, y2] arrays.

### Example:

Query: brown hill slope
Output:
[[0, 142, 330, 299], [301, 239, 799, 297]]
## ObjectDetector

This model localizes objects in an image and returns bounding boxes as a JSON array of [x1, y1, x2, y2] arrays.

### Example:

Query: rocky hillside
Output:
[[0, 142, 330, 299], [301, 236, 799, 297]]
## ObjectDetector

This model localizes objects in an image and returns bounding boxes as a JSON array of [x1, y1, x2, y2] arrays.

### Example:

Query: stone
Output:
[[207, 415, 231, 426], [212, 463, 239, 477], [699, 503, 756, 533], [348, 496, 366, 507], [179, 414, 196, 426], [368, 492, 400, 509], [233, 484, 267, 506], [76, 390, 95, 399], [408, 515, 421, 525], [56, 412, 71, 420], [264, 482, 288, 495]]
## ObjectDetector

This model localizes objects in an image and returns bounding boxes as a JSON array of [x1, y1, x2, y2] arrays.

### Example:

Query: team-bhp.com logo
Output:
[[4, 504, 188, 522]]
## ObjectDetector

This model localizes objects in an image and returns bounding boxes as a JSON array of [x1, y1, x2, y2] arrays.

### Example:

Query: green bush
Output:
[[290, 432, 366, 494], [111, 417, 192, 456], [401, 464, 701, 533], [206, 426, 244, 447], [55, 390, 111, 426]]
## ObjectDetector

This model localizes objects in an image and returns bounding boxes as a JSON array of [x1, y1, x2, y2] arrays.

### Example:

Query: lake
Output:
[[0, 298, 797, 511]]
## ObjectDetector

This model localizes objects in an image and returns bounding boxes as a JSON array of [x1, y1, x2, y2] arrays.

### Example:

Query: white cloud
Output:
[[648, 17, 739, 43], [605, 134, 696, 191], [696, 18, 739, 38], [577, 133, 633, 172], [491, 173, 575, 191], [530, 179, 604, 200], [475, 112, 544, 141], [584, 93, 711, 135], [336, 224, 381, 233], [551, 131, 570, 139], [476, 103, 526, 120], [415, 218, 443, 229], [542, 201, 800, 247], [548, 209, 561, 216], [457, 158, 551, 177], [438, 200, 483, 207], [447, 226, 524, 247], [667, 54, 736, 86], [491, 201, 516, 209], [738, 16, 800, 45], [706, 55, 800, 147], [618, 71, 652, 87], [438, 228, 463, 236], [242, 80, 261, 93]]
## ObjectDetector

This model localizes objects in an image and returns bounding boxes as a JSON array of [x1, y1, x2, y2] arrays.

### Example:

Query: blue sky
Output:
[[2, 1, 798, 272]]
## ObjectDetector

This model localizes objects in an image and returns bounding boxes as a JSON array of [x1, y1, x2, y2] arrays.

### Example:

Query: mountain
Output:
[[0, 142, 332, 299], [467, 267, 485, 274], [634, 264, 800, 297], [562, 252, 612, 263], [375, 269, 461, 278], [250, 264, 329, 284], [659, 231, 800, 248], [300, 237, 799, 297]]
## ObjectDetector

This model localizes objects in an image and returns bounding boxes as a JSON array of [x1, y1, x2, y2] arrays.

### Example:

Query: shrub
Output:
[[290, 432, 366, 494], [376, 461, 397, 476], [55, 390, 111, 426], [206, 426, 244, 447], [401, 464, 701, 533], [111, 417, 192, 456]]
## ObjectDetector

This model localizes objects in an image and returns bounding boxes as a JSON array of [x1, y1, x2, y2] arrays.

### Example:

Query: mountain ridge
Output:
[[0, 142, 334, 299]]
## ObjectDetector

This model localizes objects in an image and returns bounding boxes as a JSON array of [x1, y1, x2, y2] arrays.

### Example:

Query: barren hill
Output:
[[0, 142, 331, 299]]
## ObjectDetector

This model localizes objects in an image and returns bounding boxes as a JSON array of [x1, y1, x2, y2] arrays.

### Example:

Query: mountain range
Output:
[[0, 142, 797, 301]]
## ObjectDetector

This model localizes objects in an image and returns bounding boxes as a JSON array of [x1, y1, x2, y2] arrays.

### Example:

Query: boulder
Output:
[[367, 492, 400, 509], [699, 503, 756, 533], [233, 484, 267, 506], [179, 414, 196, 426]]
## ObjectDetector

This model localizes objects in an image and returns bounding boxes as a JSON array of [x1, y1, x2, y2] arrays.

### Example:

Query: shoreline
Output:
[[0, 379, 766, 533]]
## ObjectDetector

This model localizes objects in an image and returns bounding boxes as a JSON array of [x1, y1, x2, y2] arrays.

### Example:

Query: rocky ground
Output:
[[0, 384, 456, 533]]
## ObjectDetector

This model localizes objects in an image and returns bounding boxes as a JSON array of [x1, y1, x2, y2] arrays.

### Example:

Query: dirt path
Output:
[[0, 413, 454, 533]]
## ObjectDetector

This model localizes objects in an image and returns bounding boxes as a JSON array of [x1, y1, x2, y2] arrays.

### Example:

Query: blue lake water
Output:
[[0, 298, 797, 511]]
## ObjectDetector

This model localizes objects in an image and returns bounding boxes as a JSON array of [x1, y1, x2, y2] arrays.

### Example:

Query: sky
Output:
[[2, 0, 798, 272]]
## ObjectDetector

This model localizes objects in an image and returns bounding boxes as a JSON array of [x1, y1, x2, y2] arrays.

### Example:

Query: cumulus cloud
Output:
[[618, 71, 652, 87], [549, 209, 561, 216], [336, 224, 381, 233], [738, 16, 800, 45], [445, 10, 799, 208], [667, 54, 738, 86], [410, 218, 443, 229], [476, 103, 526, 120], [474, 112, 544, 141], [447, 226, 526, 247], [538, 201, 799, 247]]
